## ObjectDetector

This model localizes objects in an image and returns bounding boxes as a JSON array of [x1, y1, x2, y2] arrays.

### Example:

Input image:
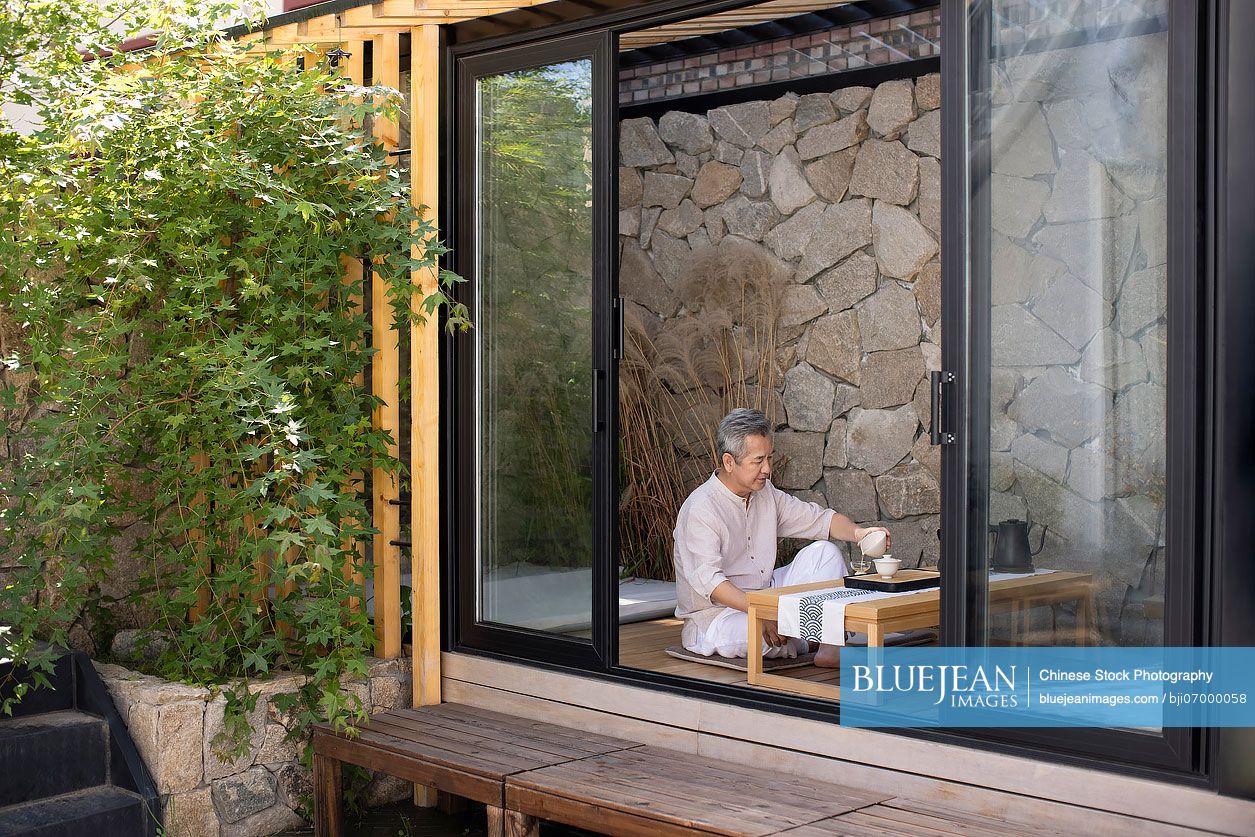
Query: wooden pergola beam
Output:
[[260, 21, 406, 46], [373, 0, 549, 18], [241, 0, 558, 44]]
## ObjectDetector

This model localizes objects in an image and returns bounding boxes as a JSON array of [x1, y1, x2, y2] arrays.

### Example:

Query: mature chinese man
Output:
[[672, 408, 890, 668]]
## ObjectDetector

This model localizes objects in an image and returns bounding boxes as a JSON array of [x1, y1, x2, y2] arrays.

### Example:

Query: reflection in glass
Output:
[[982, 0, 1168, 648], [476, 61, 595, 635]]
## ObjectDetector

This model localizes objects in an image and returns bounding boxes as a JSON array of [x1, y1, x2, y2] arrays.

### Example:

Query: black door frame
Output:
[[939, 0, 1204, 776], [1210, 0, 1255, 801], [439, 0, 1255, 800], [448, 31, 616, 670]]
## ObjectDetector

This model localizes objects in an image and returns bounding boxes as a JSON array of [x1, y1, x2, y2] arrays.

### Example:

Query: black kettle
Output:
[[990, 519, 1040, 574]]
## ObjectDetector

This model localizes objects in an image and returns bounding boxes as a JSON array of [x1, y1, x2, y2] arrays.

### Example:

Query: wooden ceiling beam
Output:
[[241, 0, 560, 43], [244, 0, 864, 52], [257, 22, 405, 45], [376, 0, 551, 14], [618, 0, 858, 51]]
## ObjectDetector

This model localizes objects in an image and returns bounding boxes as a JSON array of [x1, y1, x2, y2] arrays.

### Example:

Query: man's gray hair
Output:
[[717, 408, 771, 462]]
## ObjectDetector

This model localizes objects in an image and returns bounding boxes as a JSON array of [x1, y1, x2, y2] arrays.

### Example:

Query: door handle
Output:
[[930, 370, 955, 445]]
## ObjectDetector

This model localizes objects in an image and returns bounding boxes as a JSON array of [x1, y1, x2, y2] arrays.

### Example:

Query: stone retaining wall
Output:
[[619, 73, 943, 568], [94, 657, 412, 837]]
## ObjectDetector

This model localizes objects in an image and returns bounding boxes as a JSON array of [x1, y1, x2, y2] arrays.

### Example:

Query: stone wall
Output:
[[985, 30, 1168, 641], [95, 656, 412, 837], [619, 73, 943, 568]]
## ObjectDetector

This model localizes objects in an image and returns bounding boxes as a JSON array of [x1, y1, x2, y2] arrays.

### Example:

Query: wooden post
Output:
[[505, 810, 540, 837], [340, 38, 363, 90], [486, 805, 505, 837], [246, 465, 269, 613], [410, 23, 442, 708], [1077, 591, 1095, 646], [188, 451, 211, 622], [276, 542, 300, 640], [372, 31, 405, 660], [746, 605, 764, 683], [339, 45, 369, 618], [313, 753, 344, 837], [278, 472, 313, 639], [343, 255, 368, 616], [410, 23, 443, 810]]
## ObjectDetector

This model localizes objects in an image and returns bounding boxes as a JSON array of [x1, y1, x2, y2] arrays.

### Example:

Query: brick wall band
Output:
[[619, 9, 940, 105]]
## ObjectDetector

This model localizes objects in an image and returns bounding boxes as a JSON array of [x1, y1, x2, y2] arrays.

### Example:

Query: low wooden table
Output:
[[744, 571, 1094, 701]]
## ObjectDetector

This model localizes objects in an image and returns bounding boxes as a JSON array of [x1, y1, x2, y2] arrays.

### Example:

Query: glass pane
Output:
[[476, 60, 595, 635], [982, 0, 1168, 647]]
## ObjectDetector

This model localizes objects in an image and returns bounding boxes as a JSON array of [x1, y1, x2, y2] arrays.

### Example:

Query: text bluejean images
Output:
[[839, 647, 1255, 727]]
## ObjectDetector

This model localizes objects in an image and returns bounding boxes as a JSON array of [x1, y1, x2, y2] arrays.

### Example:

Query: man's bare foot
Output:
[[814, 644, 841, 668]]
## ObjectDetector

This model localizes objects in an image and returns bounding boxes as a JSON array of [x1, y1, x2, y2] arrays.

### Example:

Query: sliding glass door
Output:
[[943, 0, 1202, 772], [453, 33, 615, 666], [984, 1, 1176, 650]]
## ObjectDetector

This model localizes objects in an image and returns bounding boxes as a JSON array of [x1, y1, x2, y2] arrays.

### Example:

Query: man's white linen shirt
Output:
[[672, 473, 836, 639]]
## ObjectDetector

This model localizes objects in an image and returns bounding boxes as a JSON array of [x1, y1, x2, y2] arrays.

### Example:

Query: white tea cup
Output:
[[873, 556, 901, 579]]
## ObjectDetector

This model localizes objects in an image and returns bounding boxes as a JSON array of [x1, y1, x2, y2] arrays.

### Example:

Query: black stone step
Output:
[[0, 711, 108, 807], [0, 786, 148, 837]]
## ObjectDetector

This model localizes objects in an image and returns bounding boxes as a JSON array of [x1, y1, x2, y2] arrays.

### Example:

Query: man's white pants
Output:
[[684, 540, 847, 659]]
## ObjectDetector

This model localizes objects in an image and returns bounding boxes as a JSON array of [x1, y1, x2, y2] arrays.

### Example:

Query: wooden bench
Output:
[[312, 703, 1073, 837], [504, 744, 887, 836], [776, 799, 1078, 837], [312, 703, 640, 836]]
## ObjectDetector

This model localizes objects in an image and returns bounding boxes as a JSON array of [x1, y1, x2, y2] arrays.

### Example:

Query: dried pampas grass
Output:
[[619, 238, 787, 580]]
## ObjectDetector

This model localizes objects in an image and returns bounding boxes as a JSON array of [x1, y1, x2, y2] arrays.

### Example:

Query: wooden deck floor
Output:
[[618, 617, 842, 694]]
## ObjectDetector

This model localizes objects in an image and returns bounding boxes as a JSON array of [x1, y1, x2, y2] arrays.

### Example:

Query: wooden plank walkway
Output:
[[313, 702, 1092, 837]]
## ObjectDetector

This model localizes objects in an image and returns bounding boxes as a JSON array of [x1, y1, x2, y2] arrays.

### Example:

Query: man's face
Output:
[[722, 433, 773, 496]]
